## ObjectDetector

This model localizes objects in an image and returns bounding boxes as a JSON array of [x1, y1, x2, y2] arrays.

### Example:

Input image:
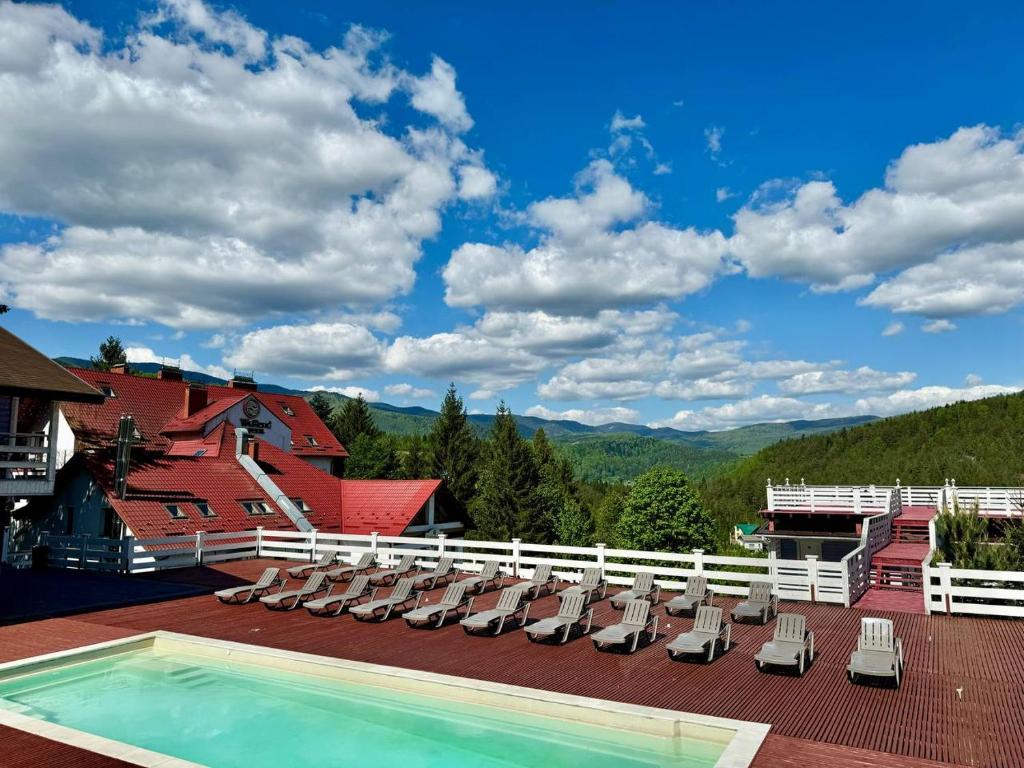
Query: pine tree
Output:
[[91, 335, 127, 372], [307, 392, 334, 424], [470, 403, 546, 541], [617, 466, 716, 553], [329, 394, 379, 449], [344, 433, 399, 479], [400, 434, 429, 479], [427, 384, 478, 507], [533, 428, 586, 545]]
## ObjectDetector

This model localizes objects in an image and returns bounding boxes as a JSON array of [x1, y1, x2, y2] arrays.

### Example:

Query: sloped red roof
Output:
[[252, 439, 343, 532], [85, 426, 294, 539], [340, 479, 442, 535], [165, 423, 226, 458], [61, 368, 346, 457], [160, 394, 245, 435]]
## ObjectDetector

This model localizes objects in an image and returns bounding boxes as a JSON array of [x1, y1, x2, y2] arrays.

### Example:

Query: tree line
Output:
[[312, 385, 718, 554]]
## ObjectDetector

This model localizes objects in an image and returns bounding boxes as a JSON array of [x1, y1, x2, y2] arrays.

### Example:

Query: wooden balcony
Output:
[[0, 431, 56, 496]]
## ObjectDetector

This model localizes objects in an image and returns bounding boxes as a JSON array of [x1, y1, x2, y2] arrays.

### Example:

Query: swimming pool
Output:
[[0, 632, 768, 768]]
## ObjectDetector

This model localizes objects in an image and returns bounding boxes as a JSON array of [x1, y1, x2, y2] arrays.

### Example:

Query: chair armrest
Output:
[[521, 602, 531, 625], [896, 637, 904, 667], [649, 615, 659, 640], [276, 580, 288, 594], [806, 630, 815, 659], [652, 584, 661, 604], [584, 608, 594, 634], [413, 591, 424, 609], [466, 596, 476, 615]]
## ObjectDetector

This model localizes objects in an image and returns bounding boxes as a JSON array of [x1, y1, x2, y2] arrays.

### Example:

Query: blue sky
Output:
[[1, 0, 1022, 429]]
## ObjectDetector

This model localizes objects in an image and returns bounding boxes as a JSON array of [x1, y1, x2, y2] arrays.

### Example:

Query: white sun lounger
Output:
[[592, 599, 658, 653], [609, 572, 660, 608], [214, 567, 284, 605], [403, 583, 474, 628], [524, 593, 593, 644], [755, 613, 814, 675], [288, 550, 335, 579], [666, 606, 731, 662], [846, 617, 904, 688], [325, 552, 376, 583], [350, 577, 422, 622], [259, 571, 329, 611], [304, 575, 377, 617], [560, 567, 607, 604], [461, 587, 531, 635]]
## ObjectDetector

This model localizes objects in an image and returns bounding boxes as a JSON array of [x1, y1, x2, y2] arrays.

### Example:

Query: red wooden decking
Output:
[[872, 542, 931, 567], [3, 560, 1021, 767]]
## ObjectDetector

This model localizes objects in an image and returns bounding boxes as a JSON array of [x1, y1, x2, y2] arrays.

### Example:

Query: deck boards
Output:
[[4, 559, 1020, 767]]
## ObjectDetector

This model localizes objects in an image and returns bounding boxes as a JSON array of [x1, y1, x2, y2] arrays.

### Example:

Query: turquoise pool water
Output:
[[0, 649, 725, 768]]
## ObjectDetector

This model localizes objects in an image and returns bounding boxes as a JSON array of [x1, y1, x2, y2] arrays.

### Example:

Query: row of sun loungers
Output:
[[216, 561, 905, 687]]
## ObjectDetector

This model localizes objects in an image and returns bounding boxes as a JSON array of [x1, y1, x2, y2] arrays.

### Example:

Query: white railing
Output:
[[926, 563, 1024, 618], [839, 489, 901, 606], [767, 480, 1024, 516], [33, 527, 847, 606]]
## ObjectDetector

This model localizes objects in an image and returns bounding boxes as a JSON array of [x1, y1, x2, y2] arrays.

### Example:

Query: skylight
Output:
[[290, 498, 312, 514], [195, 502, 216, 518], [281, 404, 295, 416], [100, 385, 116, 398], [193, 449, 207, 457], [304, 435, 318, 446], [165, 504, 187, 520], [241, 500, 275, 516]]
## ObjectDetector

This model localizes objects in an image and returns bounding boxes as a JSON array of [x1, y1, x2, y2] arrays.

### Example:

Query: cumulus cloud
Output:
[[777, 366, 916, 395], [524, 404, 640, 426], [965, 373, 983, 386], [731, 126, 1024, 303], [125, 345, 231, 380], [853, 384, 1017, 416], [384, 382, 435, 400], [0, 2, 491, 328], [610, 111, 646, 132], [716, 187, 737, 203], [444, 160, 729, 312], [224, 322, 385, 378], [922, 319, 957, 334], [310, 385, 380, 402]]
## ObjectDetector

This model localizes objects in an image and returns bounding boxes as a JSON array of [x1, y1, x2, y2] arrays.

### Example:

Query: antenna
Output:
[[114, 414, 136, 499]]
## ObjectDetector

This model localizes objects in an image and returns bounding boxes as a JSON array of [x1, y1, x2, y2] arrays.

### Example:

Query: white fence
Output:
[[840, 489, 902, 606], [926, 563, 1024, 618], [766, 481, 1023, 516], [15, 526, 846, 606]]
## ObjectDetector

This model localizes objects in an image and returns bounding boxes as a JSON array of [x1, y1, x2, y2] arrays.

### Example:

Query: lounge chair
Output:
[[666, 606, 731, 662], [609, 572, 661, 608], [664, 575, 713, 617], [350, 577, 422, 622], [522, 564, 558, 599], [524, 593, 594, 644], [259, 572, 330, 611], [560, 567, 607, 604], [457, 560, 504, 594], [214, 567, 284, 604], [287, 550, 335, 579], [369, 554, 419, 587], [461, 587, 531, 635], [403, 583, 474, 629], [325, 552, 376, 583], [731, 581, 778, 624], [846, 617, 905, 688], [304, 575, 377, 617], [755, 613, 814, 675], [412, 557, 458, 590], [592, 600, 658, 653]]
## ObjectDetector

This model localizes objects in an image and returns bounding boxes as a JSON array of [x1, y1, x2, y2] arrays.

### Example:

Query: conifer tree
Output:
[[91, 335, 127, 372], [400, 434, 429, 479], [344, 433, 399, 479], [307, 392, 334, 424], [427, 384, 478, 507], [329, 394, 379, 449], [470, 403, 547, 541], [533, 428, 586, 545]]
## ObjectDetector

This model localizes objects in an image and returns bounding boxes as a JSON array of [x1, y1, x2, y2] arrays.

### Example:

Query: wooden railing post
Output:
[[255, 526, 263, 558], [596, 542, 606, 572], [511, 537, 521, 577], [692, 549, 705, 575], [806, 555, 819, 602], [309, 529, 319, 562], [767, 549, 777, 587], [195, 531, 205, 565], [1, 526, 9, 565], [436, 532, 446, 560], [79, 533, 89, 570], [370, 531, 380, 559], [938, 562, 953, 614]]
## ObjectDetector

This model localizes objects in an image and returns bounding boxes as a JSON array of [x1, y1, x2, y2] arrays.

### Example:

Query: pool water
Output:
[[0, 649, 725, 768]]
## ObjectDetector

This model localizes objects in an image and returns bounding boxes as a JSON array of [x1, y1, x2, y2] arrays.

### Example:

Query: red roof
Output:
[[83, 425, 343, 539], [160, 394, 245, 435], [340, 479, 442, 535], [61, 368, 346, 458]]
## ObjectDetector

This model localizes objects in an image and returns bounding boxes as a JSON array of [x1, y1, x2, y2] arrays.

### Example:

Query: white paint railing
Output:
[[839, 489, 901, 606], [926, 563, 1024, 618], [767, 480, 1024, 516]]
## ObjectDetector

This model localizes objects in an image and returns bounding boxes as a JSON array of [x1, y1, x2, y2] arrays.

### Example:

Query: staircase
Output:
[[855, 506, 934, 614]]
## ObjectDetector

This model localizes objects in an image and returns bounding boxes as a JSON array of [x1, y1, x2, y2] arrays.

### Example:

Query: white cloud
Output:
[[653, 378, 753, 400], [469, 389, 495, 401], [202, 334, 228, 349], [716, 187, 737, 203], [384, 332, 545, 390], [777, 366, 916, 395], [0, 2, 489, 327], [651, 395, 835, 431], [125, 345, 231, 380], [444, 160, 730, 312], [407, 55, 473, 132], [882, 322, 904, 337], [653, 163, 672, 176], [922, 319, 957, 333], [525, 404, 640, 426], [310, 385, 380, 402], [225, 322, 385, 378], [731, 126, 1024, 301], [705, 125, 724, 158], [610, 111, 646, 132], [965, 373, 983, 386], [853, 384, 1017, 416], [457, 163, 498, 201], [384, 382, 435, 400]]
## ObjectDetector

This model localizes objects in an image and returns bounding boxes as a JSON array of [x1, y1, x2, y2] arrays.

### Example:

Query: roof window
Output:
[[304, 435, 318, 446], [281, 404, 295, 416], [195, 502, 216, 518], [100, 385, 116, 398], [165, 504, 187, 520], [241, 500, 275, 516]]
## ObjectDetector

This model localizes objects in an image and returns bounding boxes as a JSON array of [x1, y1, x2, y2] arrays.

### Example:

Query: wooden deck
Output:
[[2, 559, 1020, 767]]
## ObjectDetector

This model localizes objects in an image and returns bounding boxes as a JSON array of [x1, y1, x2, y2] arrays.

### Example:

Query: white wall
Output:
[[205, 396, 292, 452]]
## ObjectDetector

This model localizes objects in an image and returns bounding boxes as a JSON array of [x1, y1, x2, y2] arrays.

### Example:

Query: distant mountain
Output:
[[55, 356, 879, 480]]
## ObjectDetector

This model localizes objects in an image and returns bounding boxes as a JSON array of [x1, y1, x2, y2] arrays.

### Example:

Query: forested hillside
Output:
[[700, 391, 1024, 536], [557, 433, 738, 482]]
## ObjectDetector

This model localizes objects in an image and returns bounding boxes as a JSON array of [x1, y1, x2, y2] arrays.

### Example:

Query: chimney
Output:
[[110, 363, 129, 375], [228, 373, 258, 391], [157, 364, 183, 381], [246, 436, 260, 462], [184, 383, 208, 417]]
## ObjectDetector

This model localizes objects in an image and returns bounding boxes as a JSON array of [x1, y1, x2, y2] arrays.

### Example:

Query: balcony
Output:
[[0, 431, 56, 496]]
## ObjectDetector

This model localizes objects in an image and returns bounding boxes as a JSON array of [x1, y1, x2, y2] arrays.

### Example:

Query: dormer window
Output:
[[165, 504, 187, 520], [304, 435, 318, 446], [281, 404, 295, 416], [100, 385, 116, 398]]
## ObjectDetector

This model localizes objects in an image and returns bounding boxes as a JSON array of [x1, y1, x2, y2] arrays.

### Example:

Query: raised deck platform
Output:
[[2, 560, 1020, 767]]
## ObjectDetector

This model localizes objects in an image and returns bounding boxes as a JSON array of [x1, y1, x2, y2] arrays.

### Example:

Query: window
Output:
[[195, 502, 216, 518], [281, 404, 295, 416], [193, 449, 207, 457], [241, 500, 275, 516], [100, 385, 116, 398], [304, 435, 318, 446], [290, 498, 312, 514], [165, 504, 187, 520]]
